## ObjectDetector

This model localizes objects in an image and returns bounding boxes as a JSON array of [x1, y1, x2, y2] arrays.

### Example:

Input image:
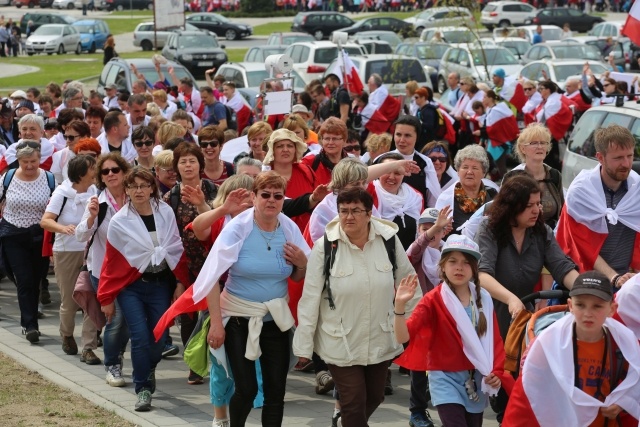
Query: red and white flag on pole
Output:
[[622, 1, 640, 46], [360, 85, 401, 134], [340, 50, 363, 96]]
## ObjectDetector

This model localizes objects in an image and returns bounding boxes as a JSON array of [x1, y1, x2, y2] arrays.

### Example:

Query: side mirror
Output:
[[220, 44, 226, 49]]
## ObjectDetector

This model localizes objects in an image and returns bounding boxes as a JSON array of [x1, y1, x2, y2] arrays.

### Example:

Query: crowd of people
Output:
[[0, 40, 639, 427]]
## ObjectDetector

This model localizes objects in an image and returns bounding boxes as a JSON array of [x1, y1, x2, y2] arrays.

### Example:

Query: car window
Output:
[[457, 49, 470, 65], [246, 48, 256, 62], [307, 15, 318, 24], [433, 12, 448, 19], [591, 24, 603, 37], [416, 43, 449, 59], [178, 34, 218, 49], [521, 63, 542, 80], [540, 10, 553, 17], [567, 9, 583, 17], [602, 112, 634, 129], [603, 25, 615, 37], [503, 5, 519, 12], [629, 119, 640, 160], [471, 48, 517, 65], [396, 44, 408, 55], [443, 30, 474, 44], [552, 45, 601, 61], [314, 47, 338, 63], [365, 59, 426, 84], [539, 46, 552, 59], [542, 28, 563, 40], [552, 9, 568, 17], [522, 4, 534, 11], [246, 70, 270, 87], [527, 46, 541, 60], [568, 110, 606, 158], [344, 46, 364, 56], [484, 4, 496, 12], [230, 70, 244, 87], [500, 40, 531, 56]]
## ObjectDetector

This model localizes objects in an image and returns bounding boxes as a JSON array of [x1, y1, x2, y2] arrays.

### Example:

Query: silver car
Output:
[[404, 6, 475, 34], [25, 24, 81, 56], [133, 22, 201, 51]]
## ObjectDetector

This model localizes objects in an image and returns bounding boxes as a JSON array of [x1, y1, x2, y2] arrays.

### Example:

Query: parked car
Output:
[[437, 46, 522, 92], [244, 45, 287, 63], [404, 6, 474, 33], [323, 54, 433, 95], [39, 0, 54, 6], [562, 102, 640, 190], [395, 41, 450, 89], [526, 8, 604, 33], [521, 42, 602, 64], [19, 12, 75, 34], [52, 0, 82, 9], [587, 21, 626, 39], [350, 30, 403, 49], [14, 0, 39, 7], [97, 58, 198, 96], [99, 0, 153, 11], [186, 12, 252, 40], [495, 25, 563, 43], [133, 21, 201, 51], [215, 62, 307, 94], [518, 59, 608, 90], [266, 32, 314, 46], [290, 11, 354, 41], [481, 1, 537, 30], [495, 37, 532, 58], [567, 35, 630, 70], [283, 40, 366, 84], [25, 23, 81, 55], [419, 27, 475, 46], [340, 16, 412, 36], [161, 30, 227, 78], [72, 19, 109, 53], [356, 40, 394, 54]]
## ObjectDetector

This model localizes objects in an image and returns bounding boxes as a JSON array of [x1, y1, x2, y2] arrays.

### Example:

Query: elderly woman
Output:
[[153, 89, 178, 120], [98, 167, 190, 412], [301, 117, 349, 186], [51, 107, 86, 150], [132, 126, 155, 171], [236, 157, 262, 179], [503, 123, 564, 228], [0, 141, 56, 343], [154, 150, 177, 196], [521, 80, 542, 126], [76, 153, 131, 387], [0, 114, 55, 174], [435, 145, 498, 234], [50, 120, 91, 184], [421, 140, 455, 191], [188, 171, 309, 426], [294, 187, 420, 427], [41, 155, 99, 363], [199, 125, 235, 186], [363, 132, 392, 164]]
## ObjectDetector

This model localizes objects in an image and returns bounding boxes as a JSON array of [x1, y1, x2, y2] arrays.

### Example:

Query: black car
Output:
[[161, 30, 228, 78], [19, 12, 75, 34], [99, 0, 153, 11], [528, 8, 604, 33], [291, 11, 354, 41], [340, 16, 412, 36], [185, 13, 252, 41]]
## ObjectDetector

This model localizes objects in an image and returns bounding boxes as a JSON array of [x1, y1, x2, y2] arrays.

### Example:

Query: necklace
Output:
[[253, 218, 280, 251]]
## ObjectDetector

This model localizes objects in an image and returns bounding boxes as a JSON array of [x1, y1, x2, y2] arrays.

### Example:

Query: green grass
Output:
[[108, 10, 154, 17], [253, 21, 292, 36], [227, 48, 248, 63], [103, 17, 147, 35]]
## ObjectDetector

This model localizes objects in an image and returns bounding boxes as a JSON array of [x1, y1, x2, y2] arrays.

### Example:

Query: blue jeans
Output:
[[116, 276, 171, 393], [91, 273, 129, 366]]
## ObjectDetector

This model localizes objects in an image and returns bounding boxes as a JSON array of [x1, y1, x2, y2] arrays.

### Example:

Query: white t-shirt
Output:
[[0, 169, 51, 228], [46, 181, 97, 252]]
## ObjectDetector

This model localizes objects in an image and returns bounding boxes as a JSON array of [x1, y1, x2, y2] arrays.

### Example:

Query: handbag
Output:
[[42, 196, 68, 257]]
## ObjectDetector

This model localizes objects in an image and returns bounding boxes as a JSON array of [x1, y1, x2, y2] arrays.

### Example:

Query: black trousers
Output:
[[225, 316, 290, 427]]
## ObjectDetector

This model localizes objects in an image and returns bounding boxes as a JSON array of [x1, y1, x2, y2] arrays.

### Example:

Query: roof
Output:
[[287, 40, 361, 48]]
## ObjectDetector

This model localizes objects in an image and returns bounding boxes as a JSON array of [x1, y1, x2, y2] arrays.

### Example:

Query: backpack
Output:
[[419, 104, 446, 140], [322, 233, 397, 310], [222, 104, 238, 131], [0, 168, 56, 204]]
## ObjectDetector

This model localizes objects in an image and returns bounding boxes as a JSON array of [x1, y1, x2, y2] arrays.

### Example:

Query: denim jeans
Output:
[[116, 276, 170, 393], [225, 316, 290, 427], [91, 274, 129, 366]]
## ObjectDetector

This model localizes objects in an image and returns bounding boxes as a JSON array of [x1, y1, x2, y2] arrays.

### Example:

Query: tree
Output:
[[240, 0, 273, 13]]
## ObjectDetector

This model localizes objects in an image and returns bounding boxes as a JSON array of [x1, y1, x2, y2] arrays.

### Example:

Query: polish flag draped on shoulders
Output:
[[360, 85, 401, 134], [555, 166, 640, 272], [564, 90, 591, 113], [437, 104, 457, 145], [622, 1, 640, 46], [0, 137, 55, 172], [224, 91, 252, 134], [485, 102, 519, 146], [535, 92, 573, 141], [500, 76, 527, 112]]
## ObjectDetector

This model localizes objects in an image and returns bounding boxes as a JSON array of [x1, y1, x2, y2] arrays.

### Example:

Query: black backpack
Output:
[[223, 104, 238, 131], [322, 233, 397, 310]]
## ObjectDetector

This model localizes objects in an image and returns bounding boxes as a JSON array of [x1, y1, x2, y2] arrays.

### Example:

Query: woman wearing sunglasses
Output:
[[41, 155, 100, 363], [199, 125, 234, 186], [98, 167, 190, 412], [76, 153, 131, 388], [50, 120, 91, 185], [421, 141, 456, 191], [132, 126, 155, 171], [191, 170, 310, 427]]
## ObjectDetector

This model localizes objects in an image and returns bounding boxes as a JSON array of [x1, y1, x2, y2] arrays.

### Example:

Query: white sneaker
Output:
[[106, 364, 126, 387], [212, 419, 230, 427]]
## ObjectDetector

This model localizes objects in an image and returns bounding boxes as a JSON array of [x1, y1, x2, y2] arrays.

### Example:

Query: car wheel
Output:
[[225, 29, 237, 40], [47, 52, 53, 55], [498, 20, 510, 28], [437, 75, 446, 94], [415, 26, 424, 34], [89, 42, 96, 53], [75, 43, 82, 55], [67, 2, 74, 9], [485, 25, 494, 31], [57, 44, 65, 55], [28, 52, 34, 56], [28, 1, 35, 8], [116, 4, 124, 11], [140, 40, 153, 51], [313, 30, 323, 41], [16, 4, 22, 8]]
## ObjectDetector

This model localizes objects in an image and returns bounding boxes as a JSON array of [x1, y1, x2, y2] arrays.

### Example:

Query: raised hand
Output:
[[395, 274, 419, 306], [222, 188, 253, 216]]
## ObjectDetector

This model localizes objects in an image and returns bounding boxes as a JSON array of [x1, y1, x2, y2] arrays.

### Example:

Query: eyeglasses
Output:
[[344, 145, 361, 152], [322, 136, 344, 143], [100, 167, 122, 176], [199, 140, 220, 149], [523, 87, 534, 91], [133, 140, 153, 148], [428, 156, 448, 163], [460, 82, 467, 86], [158, 167, 176, 174], [258, 191, 284, 200], [524, 141, 549, 147], [71, 96, 83, 102], [338, 208, 368, 217], [64, 134, 79, 141], [128, 184, 152, 191]]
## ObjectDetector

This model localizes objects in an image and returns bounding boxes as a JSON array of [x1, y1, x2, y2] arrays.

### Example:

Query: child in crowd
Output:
[[503, 271, 640, 426], [394, 235, 513, 426]]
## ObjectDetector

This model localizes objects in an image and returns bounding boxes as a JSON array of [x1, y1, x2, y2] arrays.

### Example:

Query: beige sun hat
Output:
[[262, 128, 308, 164]]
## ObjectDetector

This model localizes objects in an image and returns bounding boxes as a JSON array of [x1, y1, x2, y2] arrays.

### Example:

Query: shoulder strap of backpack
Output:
[[85, 201, 108, 258], [383, 235, 398, 280], [45, 170, 56, 196], [169, 184, 181, 214], [224, 161, 235, 177], [311, 154, 323, 172], [322, 233, 338, 310], [202, 178, 219, 200], [0, 168, 17, 204]]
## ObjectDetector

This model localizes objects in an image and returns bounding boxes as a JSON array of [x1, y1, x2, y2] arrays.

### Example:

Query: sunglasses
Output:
[[344, 145, 361, 152], [100, 167, 121, 176], [429, 156, 448, 163], [199, 140, 220, 149], [258, 192, 284, 200], [133, 140, 153, 148], [523, 87, 534, 91], [64, 134, 80, 141], [16, 141, 41, 150]]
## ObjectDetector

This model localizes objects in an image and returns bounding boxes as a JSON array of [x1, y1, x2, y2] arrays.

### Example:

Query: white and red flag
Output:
[[339, 50, 364, 95], [500, 76, 527, 112], [484, 101, 519, 146], [224, 91, 253, 134], [622, 2, 640, 46], [360, 85, 401, 134], [534, 92, 573, 141]]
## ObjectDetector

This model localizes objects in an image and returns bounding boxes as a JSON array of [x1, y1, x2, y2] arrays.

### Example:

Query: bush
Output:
[[219, 10, 298, 18]]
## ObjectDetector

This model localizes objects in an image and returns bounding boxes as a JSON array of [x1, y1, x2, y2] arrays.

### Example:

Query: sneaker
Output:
[[40, 286, 51, 305], [23, 328, 39, 344], [80, 349, 101, 365], [187, 370, 204, 385], [212, 419, 230, 427], [106, 364, 126, 387], [62, 336, 78, 355], [384, 368, 393, 395], [398, 366, 410, 376], [134, 389, 152, 412], [409, 412, 435, 427], [148, 368, 156, 394], [162, 343, 179, 358], [331, 411, 342, 427], [315, 370, 334, 395], [293, 358, 315, 372]]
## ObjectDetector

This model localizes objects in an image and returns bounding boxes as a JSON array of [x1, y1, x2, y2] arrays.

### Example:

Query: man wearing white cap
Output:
[[103, 84, 120, 110], [10, 89, 28, 109]]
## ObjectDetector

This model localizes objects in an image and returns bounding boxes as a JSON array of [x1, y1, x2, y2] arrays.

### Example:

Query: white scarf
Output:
[[373, 180, 422, 227], [615, 273, 640, 340], [224, 91, 247, 113], [522, 91, 543, 115], [55, 179, 97, 218], [440, 282, 498, 396], [422, 246, 441, 285]]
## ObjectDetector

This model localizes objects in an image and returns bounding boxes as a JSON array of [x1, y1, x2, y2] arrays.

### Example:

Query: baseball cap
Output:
[[493, 68, 506, 79], [441, 235, 481, 260], [17, 100, 35, 112], [569, 271, 613, 302], [419, 208, 439, 225], [105, 84, 118, 91], [10, 90, 27, 100]]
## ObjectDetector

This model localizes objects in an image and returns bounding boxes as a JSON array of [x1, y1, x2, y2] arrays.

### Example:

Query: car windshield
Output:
[[551, 45, 601, 61], [471, 48, 518, 65], [314, 47, 338, 63], [35, 26, 62, 36], [214, 14, 230, 23], [443, 30, 475, 44], [542, 28, 563, 41], [179, 34, 219, 48], [553, 63, 607, 81], [73, 25, 93, 34], [365, 59, 426, 84], [416, 44, 449, 59], [283, 35, 312, 45], [247, 70, 270, 87], [499, 41, 531, 56]]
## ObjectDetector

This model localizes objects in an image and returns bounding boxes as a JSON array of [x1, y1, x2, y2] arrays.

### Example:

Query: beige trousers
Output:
[[54, 251, 97, 350]]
